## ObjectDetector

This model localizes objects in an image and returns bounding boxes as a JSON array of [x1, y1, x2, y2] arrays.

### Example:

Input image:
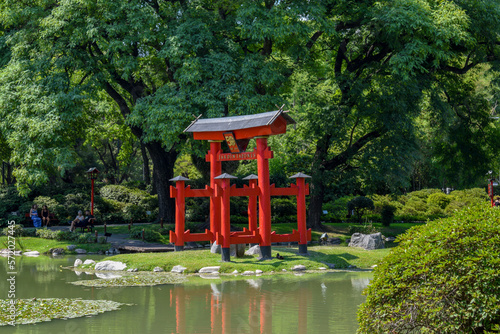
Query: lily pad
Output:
[[70, 273, 187, 287], [0, 298, 125, 326]]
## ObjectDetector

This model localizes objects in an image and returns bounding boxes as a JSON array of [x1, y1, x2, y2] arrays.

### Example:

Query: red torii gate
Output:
[[169, 110, 311, 261]]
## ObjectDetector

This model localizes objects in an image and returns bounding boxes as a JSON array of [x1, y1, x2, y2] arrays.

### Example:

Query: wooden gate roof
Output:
[[184, 110, 295, 141]]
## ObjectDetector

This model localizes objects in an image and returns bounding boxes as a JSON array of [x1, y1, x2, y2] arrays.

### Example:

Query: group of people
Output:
[[69, 210, 94, 232], [29, 205, 94, 231], [29, 204, 50, 228]]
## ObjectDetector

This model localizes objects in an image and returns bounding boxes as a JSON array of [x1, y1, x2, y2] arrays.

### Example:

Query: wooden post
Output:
[[208, 141, 222, 242], [104, 223, 107, 234], [296, 177, 308, 254], [244, 175, 259, 246], [175, 180, 186, 251], [95, 230, 98, 243], [215, 173, 237, 262], [256, 137, 272, 259]]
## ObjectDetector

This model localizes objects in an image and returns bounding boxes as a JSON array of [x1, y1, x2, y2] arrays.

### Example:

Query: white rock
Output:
[[242, 271, 255, 276], [292, 265, 307, 271], [232, 270, 239, 275], [171, 265, 187, 273], [282, 269, 287, 272], [210, 243, 221, 254], [74, 259, 83, 267], [23, 251, 40, 257], [94, 260, 127, 271], [255, 269, 263, 274], [153, 267, 164, 272], [199, 266, 220, 274], [245, 245, 261, 256], [319, 267, 327, 270], [83, 259, 96, 265], [127, 268, 138, 272]]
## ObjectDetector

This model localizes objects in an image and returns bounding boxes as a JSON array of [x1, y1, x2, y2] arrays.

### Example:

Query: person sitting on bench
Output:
[[70, 210, 94, 232], [30, 204, 42, 228], [41, 205, 50, 227]]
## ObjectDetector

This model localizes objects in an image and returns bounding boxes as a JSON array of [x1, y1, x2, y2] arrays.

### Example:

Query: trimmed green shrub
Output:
[[427, 192, 452, 209], [347, 196, 375, 222], [380, 204, 396, 227], [358, 204, 500, 333]]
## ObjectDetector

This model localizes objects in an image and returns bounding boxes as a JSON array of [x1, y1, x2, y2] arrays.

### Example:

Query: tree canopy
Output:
[[0, 0, 499, 223]]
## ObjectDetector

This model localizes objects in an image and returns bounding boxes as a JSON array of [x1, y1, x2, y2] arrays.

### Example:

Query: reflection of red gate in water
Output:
[[169, 110, 311, 261]]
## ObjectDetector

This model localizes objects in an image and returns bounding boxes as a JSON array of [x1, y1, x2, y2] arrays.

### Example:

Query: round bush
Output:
[[358, 205, 500, 333]]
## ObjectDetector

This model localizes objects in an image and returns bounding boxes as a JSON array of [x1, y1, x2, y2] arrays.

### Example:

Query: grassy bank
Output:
[[106, 245, 392, 273], [0, 236, 110, 254]]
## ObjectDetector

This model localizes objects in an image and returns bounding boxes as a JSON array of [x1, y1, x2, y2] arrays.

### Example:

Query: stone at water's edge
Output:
[[23, 251, 40, 256], [94, 260, 127, 271], [153, 267, 164, 272], [199, 266, 220, 273], [171, 265, 187, 273], [74, 259, 83, 267], [66, 245, 77, 251], [292, 265, 306, 271], [242, 271, 255, 276], [348, 232, 385, 250], [75, 248, 87, 254], [83, 259, 96, 265]]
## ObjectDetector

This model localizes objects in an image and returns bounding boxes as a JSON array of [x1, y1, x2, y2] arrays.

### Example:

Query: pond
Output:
[[1, 255, 371, 333]]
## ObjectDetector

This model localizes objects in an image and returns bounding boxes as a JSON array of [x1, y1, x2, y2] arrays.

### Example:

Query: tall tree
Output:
[[0, 0, 322, 220], [290, 0, 500, 229]]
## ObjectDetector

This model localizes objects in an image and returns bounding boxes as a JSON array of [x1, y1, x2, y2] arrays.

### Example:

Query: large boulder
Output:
[[94, 260, 127, 271], [245, 245, 261, 256], [230, 244, 246, 258], [348, 232, 385, 250]]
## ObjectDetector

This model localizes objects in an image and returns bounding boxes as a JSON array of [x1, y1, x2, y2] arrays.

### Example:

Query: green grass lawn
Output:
[[106, 245, 392, 273], [0, 236, 110, 254]]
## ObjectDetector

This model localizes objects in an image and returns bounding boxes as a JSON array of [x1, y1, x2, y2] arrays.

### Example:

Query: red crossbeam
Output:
[[170, 229, 214, 243], [270, 229, 312, 243]]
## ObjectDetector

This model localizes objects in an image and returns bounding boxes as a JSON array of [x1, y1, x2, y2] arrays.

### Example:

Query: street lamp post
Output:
[[87, 168, 100, 215]]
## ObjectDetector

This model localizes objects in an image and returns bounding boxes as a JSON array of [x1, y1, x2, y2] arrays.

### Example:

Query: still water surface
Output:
[[1, 255, 371, 333]]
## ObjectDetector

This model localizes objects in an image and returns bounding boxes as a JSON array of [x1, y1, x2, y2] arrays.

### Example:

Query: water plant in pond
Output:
[[0, 298, 126, 326], [70, 273, 187, 287]]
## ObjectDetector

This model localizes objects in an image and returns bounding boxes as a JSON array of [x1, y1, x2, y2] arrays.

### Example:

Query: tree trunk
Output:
[[307, 134, 331, 230], [145, 141, 178, 223], [141, 143, 151, 185]]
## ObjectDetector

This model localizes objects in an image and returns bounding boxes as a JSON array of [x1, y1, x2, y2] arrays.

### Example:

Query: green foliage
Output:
[[271, 198, 297, 223], [347, 197, 375, 222], [358, 204, 500, 333], [348, 222, 379, 235], [129, 225, 173, 243], [0, 186, 24, 218], [380, 204, 397, 227]]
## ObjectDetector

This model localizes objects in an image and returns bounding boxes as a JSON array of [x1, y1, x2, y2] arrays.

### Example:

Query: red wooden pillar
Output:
[[170, 176, 190, 251], [256, 137, 272, 259], [215, 173, 237, 262], [208, 141, 223, 241], [291, 173, 311, 254], [244, 174, 259, 239]]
